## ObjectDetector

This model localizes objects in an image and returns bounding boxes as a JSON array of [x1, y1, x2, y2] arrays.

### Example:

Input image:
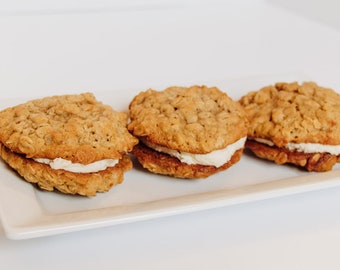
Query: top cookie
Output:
[[239, 82, 340, 147], [0, 93, 138, 164], [128, 85, 248, 154]]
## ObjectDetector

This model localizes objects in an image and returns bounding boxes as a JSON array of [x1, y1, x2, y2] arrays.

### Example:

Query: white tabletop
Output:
[[1, 1, 340, 269]]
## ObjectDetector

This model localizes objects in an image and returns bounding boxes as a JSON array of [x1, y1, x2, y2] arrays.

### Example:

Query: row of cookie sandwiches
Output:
[[0, 82, 339, 196]]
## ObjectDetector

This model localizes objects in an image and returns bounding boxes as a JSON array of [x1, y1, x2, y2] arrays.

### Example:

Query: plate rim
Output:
[[2, 169, 340, 240]]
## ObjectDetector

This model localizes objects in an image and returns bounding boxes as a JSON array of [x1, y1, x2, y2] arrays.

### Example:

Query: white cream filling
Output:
[[144, 137, 246, 167], [254, 138, 340, 155], [34, 157, 119, 173], [253, 138, 274, 146]]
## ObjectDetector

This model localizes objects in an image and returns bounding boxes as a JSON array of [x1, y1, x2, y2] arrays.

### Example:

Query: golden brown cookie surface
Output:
[[132, 143, 243, 179], [239, 82, 340, 147], [0, 143, 132, 196], [245, 140, 338, 172], [0, 93, 138, 196], [128, 85, 248, 154], [128, 85, 248, 178], [0, 93, 138, 164], [239, 82, 340, 172]]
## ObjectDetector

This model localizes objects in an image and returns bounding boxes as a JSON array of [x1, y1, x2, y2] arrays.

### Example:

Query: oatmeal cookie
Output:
[[131, 144, 244, 178], [0, 93, 138, 196], [0, 144, 133, 196], [239, 82, 340, 171], [128, 85, 248, 178]]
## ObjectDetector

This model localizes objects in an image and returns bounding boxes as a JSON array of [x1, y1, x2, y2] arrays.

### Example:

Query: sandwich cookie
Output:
[[0, 93, 138, 196], [128, 85, 248, 178], [239, 82, 340, 171]]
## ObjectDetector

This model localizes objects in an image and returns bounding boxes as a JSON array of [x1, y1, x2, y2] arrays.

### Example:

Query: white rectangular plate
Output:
[[1, 73, 340, 240]]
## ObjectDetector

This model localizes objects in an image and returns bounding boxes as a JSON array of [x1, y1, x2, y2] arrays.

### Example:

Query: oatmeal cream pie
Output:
[[239, 82, 340, 172], [128, 85, 248, 178], [0, 93, 138, 196]]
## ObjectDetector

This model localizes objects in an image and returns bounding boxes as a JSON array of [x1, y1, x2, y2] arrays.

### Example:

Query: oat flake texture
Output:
[[128, 85, 248, 154], [0, 92, 138, 164], [239, 82, 340, 147]]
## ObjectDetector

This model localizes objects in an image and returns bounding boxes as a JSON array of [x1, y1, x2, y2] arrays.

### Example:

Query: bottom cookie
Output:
[[131, 143, 243, 178], [245, 140, 339, 172], [0, 143, 132, 196]]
